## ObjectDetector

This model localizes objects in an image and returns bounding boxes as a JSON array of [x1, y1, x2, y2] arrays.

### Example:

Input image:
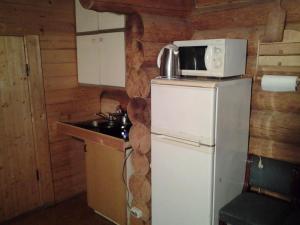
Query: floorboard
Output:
[[2, 194, 115, 225]]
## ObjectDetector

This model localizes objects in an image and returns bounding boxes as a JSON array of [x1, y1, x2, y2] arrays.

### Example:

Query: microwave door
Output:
[[178, 46, 208, 72]]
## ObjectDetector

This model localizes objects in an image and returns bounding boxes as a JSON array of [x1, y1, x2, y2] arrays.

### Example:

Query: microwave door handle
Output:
[[204, 46, 213, 70]]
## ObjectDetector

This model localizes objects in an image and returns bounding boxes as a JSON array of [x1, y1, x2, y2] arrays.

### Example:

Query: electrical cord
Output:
[[122, 147, 134, 209]]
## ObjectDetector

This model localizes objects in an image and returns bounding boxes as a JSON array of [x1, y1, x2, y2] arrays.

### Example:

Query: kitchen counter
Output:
[[57, 121, 130, 151]]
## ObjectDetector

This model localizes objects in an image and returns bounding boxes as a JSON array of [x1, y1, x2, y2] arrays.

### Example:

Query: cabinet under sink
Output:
[[57, 121, 132, 225]]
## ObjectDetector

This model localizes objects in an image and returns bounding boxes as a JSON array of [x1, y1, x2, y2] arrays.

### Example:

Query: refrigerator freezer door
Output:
[[151, 134, 214, 225], [151, 83, 216, 146]]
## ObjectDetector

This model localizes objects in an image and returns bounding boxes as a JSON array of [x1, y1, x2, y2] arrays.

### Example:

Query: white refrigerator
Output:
[[151, 78, 252, 225]]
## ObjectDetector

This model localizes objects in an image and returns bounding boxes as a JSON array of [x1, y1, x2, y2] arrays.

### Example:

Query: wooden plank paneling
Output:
[[44, 76, 78, 91], [50, 139, 86, 202], [0, 0, 102, 204], [259, 42, 300, 56], [41, 50, 77, 64], [39, 35, 76, 49], [42, 63, 77, 77]]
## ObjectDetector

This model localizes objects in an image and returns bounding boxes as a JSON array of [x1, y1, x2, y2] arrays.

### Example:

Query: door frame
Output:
[[23, 35, 54, 205]]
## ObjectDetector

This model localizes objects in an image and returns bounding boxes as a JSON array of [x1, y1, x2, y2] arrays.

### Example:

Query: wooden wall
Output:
[[0, 0, 102, 202], [189, 0, 300, 164]]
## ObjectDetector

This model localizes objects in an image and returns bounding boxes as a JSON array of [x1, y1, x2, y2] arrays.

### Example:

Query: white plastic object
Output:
[[258, 156, 264, 169], [130, 207, 143, 218], [157, 44, 178, 68]]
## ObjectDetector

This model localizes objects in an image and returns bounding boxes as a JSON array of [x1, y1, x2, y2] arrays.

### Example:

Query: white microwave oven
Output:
[[173, 39, 247, 77]]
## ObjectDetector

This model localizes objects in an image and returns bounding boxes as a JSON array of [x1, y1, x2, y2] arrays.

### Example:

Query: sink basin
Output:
[[71, 119, 131, 140]]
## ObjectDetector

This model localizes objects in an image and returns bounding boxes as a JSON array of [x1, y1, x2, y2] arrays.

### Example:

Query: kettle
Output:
[[157, 44, 180, 79]]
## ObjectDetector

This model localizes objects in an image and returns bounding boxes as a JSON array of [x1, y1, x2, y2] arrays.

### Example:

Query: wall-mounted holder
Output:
[[259, 75, 299, 92]]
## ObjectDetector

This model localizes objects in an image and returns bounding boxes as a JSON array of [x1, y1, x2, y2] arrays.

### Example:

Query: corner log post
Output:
[[125, 13, 192, 225]]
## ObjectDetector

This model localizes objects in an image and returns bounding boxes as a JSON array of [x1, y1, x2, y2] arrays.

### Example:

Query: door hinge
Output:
[[36, 169, 40, 181], [25, 64, 30, 76]]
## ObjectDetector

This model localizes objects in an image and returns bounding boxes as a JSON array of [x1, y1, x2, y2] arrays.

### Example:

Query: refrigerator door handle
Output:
[[152, 133, 216, 150], [156, 134, 201, 147]]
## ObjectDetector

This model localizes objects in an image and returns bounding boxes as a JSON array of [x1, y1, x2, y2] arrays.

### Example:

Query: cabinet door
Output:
[[99, 32, 126, 87], [76, 34, 101, 85], [85, 141, 127, 225], [98, 12, 125, 30], [75, 0, 98, 32]]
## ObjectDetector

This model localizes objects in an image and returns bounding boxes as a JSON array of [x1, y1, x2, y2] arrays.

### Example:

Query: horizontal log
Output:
[[126, 68, 151, 98], [79, 0, 193, 17], [129, 175, 151, 203], [259, 42, 300, 56], [131, 152, 150, 176], [140, 13, 192, 43], [195, 0, 274, 13], [250, 110, 300, 145], [129, 123, 151, 154], [127, 97, 151, 128], [190, 0, 300, 30], [192, 26, 263, 56], [249, 137, 300, 164], [252, 90, 300, 113], [141, 41, 167, 66], [190, 1, 272, 30]]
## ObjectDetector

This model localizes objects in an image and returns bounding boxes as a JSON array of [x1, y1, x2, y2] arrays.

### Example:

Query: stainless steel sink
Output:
[[71, 119, 131, 140]]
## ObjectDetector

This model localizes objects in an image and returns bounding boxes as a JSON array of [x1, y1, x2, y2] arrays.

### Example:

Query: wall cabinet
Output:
[[75, 0, 125, 32], [75, 0, 126, 87], [76, 32, 126, 87]]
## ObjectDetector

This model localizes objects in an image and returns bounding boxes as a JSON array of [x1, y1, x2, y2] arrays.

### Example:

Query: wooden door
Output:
[[0, 36, 41, 221]]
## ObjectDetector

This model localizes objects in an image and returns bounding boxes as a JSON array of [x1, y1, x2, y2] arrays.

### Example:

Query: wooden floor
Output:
[[2, 194, 115, 225]]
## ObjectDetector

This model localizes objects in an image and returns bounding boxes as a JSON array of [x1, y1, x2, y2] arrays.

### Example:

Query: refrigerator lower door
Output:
[[152, 134, 214, 225]]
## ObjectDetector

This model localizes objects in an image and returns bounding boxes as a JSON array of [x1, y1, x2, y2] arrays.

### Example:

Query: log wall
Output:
[[189, 0, 300, 164], [0, 0, 102, 202]]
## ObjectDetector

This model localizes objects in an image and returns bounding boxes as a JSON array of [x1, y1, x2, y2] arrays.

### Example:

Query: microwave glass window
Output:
[[178, 46, 207, 70]]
